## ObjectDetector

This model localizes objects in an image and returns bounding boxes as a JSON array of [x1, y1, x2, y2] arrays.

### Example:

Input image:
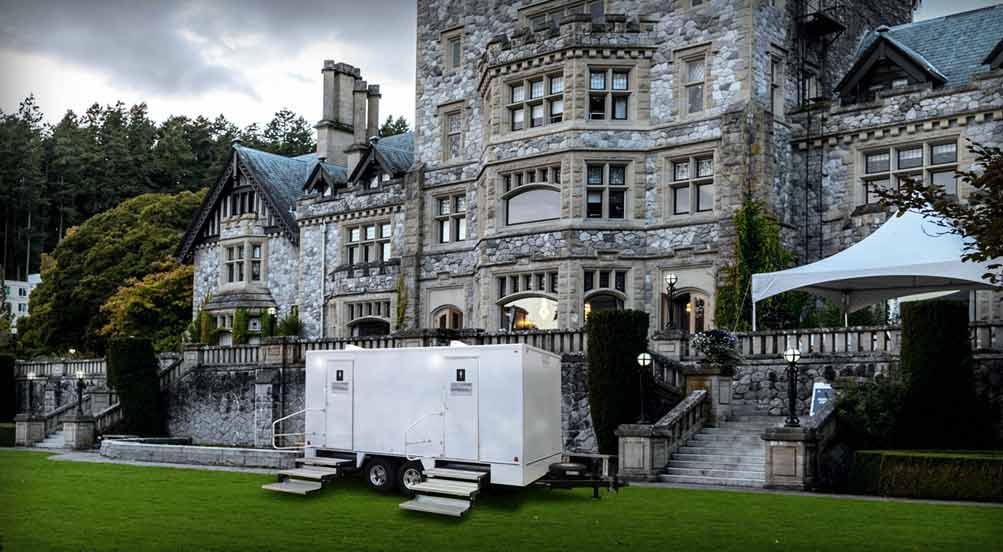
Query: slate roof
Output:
[[373, 131, 415, 174], [851, 5, 1003, 88], [235, 145, 321, 224]]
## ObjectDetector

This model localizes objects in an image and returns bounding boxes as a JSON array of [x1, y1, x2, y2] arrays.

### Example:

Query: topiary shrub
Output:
[[586, 309, 650, 454], [107, 337, 162, 436], [899, 300, 980, 448], [0, 353, 14, 422], [261, 310, 275, 338], [849, 450, 1003, 502], [232, 308, 249, 345]]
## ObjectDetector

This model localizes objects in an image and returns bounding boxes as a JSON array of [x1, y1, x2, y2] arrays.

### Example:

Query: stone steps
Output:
[[662, 415, 784, 489], [34, 430, 65, 449]]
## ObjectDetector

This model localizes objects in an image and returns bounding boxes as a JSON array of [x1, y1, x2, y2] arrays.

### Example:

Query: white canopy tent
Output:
[[750, 210, 1000, 331]]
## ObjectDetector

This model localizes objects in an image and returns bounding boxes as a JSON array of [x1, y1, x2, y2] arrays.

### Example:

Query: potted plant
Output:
[[691, 329, 742, 376]]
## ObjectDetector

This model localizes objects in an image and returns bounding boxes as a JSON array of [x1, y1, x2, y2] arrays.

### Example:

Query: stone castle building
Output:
[[177, 1, 1003, 342]]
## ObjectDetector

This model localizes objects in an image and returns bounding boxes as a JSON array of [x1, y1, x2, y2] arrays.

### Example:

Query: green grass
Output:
[[859, 450, 1003, 460], [1, 451, 1001, 552]]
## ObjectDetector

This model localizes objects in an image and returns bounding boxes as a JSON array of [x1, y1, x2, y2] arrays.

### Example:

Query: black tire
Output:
[[396, 461, 424, 496], [364, 458, 398, 493]]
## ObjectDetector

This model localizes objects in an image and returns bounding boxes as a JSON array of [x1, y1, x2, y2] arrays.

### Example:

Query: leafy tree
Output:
[[232, 307, 249, 345], [716, 199, 810, 330], [0, 95, 48, 281], [276, 307, 303, 337], [876, 141, 1003, 283], [253, 108, 316, 156], [17, 189, 205, 355], [379, 115, 410, 137], [99, 260, 194, 352], [107, 337, 163, 435]]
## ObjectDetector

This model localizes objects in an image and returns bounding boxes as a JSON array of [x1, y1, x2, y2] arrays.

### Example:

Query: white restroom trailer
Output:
[[303, 343, 563, 487]]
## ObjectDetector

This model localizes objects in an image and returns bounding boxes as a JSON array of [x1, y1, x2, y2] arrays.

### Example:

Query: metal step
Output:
[[425, 467, 487, 482], [409, 478, 480, 498], [297, 457, 354, 468], [262, 479, 323, 495], [399, 495, 472, 517], [278, 467, 341, 481]]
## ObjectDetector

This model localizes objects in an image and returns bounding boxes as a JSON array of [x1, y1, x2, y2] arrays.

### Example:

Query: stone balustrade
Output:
[[616, 389, 709, 481]]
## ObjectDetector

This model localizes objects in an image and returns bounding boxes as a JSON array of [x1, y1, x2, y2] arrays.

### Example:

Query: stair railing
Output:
[[271, 408, 323, 450], [404, 386, 447, 461], [653, 389, 709, 461]]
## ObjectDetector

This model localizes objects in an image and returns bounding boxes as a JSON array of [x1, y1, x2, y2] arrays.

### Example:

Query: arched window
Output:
[[433, 306, 464, 330], [505, 186, 560, 225], [584, 292, 624, 320], [661, 290, 708, 333], [499, 296, 559, 330], [349, 318, 390, 337]]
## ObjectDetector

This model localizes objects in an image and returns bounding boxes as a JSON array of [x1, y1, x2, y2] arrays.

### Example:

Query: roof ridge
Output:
[[888, 3, 1003, 32]]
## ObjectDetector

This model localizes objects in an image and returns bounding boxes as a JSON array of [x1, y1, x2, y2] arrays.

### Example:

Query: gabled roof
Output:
[[304, 161, 350, 193], [984, 37, 1003, 69], [839, 5, 1003, 92], [346, 132, 415, 184]]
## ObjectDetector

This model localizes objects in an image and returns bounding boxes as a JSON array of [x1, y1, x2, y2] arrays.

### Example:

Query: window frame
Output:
[[434, 193, 468, 244], [859, 139, 960, 205], [587, 67, 633, 121], [507, 72, 565, 132], [443, 108, 464, 161], [346, 221, 393, 266], [584, 162, 629, 219], [669, 154, 716, 216], [442, 28, 464, 73]]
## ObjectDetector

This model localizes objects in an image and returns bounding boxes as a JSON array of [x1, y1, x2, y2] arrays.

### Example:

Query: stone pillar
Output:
[[650, 329, 688, 362], [763, 426, 817, 490], [615, 424, 669, 481], [44, 379, 58, 414], [14, 414, 45, 447], [682, 365, 732, 426], [89, 386, 114, 414], [63, 416, 96, 450], [254, 368, 280, 448]]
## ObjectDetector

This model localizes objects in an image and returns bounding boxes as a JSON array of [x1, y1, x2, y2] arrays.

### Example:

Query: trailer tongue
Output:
[[261, 343, 621, 516]]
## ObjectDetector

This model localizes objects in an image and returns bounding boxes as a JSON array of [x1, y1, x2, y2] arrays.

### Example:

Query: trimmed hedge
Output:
[[108, 337, 163, 436], [0, 423, 13, 447], [0, 353, 13, 422], [850, 450, 1003, 502], [586, 309, 650, 454]]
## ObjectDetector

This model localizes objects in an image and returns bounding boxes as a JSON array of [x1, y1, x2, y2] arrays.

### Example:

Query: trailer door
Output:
[[444, 357, 478, 460], [325, 359, 354, 450]]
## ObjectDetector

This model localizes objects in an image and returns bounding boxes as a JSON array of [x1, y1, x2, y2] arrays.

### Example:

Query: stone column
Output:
[[44, 379, 58, 414], [14, 413, 45, 447], [254, 368, 280, 448], [650, 329, 688, 362], [762, 403, 837, 491], [682, 365, 733, 426], [63, 416, 96, 450], [89, 385, 114, 414]]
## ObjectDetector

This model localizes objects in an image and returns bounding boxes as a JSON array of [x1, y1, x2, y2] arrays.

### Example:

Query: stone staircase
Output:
[[658, 415, 784, 488], [34, 429, 66, 450]]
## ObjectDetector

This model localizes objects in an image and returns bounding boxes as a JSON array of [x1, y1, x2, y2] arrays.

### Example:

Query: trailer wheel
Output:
[[397, 461, 424, 495], [364, 458, 398, 493]]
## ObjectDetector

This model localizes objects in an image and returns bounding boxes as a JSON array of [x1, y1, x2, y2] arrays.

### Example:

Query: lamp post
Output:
[[636, 352, 652, 424], [26, 372, 36, 417], [664, 273, 678, 329], [75, 370, 87, 416], [782, 348, 802, 428]]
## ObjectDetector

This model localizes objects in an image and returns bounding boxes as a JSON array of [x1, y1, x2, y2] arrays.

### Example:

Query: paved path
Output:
[[1, 447, 278, 475], [633, 481, 1003, 508]]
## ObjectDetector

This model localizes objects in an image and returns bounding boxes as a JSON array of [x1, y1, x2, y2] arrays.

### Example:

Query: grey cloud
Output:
[[0, 0, 415, 99]]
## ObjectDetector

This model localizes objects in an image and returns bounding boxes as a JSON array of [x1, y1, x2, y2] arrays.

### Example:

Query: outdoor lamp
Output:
[[68, 348, 76, 357], [664, 273, 678, 329], [782, 347, 801, 427], [636, 353, 653, 424], [26, 372, 36, 416], [75, 370, 87, 416]]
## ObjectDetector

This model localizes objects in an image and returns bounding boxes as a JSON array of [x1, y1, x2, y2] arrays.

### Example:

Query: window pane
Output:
[[697, 183, 714, 212], [237, 262, 244, 282], [382, 242, 392, 260], [498, 277, 506, 297], [673, 161, 690, 181], [609, 165, 626, 186], [584, 271, 594, 291], [455, 195, 466, 212], [381, 223, 391, 238], [450, 38, 461, 67], [551, 167, 561, 183], [697, 157, 714, 177], [930, 171, 957, 196], [549, 99, 564, 123], [365, 226, 376, 240], [512, 84, 525, 103], [612, 95, 628, 120], [612, 72, 629, 90], [609, 189, 625, 219], [865, 178, 891, 204], [531, 104, 544, 127], [589, 94, 605, 119], [550, 272, 558, 293], [614, 271, 626, 292], [448, 134, 461, 158], [448, 112, 462, 133], [687, 84, 704, 114], [511, 108, 524, 130], [439, 219, 450, 243], [674, 186, 690, 214], [456, 216, 467, 240], [530, 80, 544, 99], [599, 271, 610, 289], [507, 188, 561, 225], [550, 75, 564, 94], [590, 71, 606, 90], [350, 228, 361, 242], [348, 246, 357, 266], [587, 165, 604, 185], [501, 297, 558, 330], [687, 60, 705, 83], [931, 143, 957, 165], [897, 147, 922, 169], [438, 197, 451, 216], [865, 152, 890, 174], [251, 261, 261, 281], [586, 190, 603, 218]]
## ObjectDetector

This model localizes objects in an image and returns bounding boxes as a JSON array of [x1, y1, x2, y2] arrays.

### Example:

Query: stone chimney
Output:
[[346, 80, 370, 169], [316, 60, 361, 166], [367, 85, 381, 141]]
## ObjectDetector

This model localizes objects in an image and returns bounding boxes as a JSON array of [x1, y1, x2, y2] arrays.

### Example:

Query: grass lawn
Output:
[[1, 451, 1000, 551]]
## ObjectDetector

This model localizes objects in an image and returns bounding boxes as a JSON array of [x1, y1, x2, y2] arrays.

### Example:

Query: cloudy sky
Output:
[[0, 0, 999, 128]]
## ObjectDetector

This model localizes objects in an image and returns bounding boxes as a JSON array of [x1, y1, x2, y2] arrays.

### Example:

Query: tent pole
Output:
[[842, 292, 849, 328], [752, 300, 757, 332]]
